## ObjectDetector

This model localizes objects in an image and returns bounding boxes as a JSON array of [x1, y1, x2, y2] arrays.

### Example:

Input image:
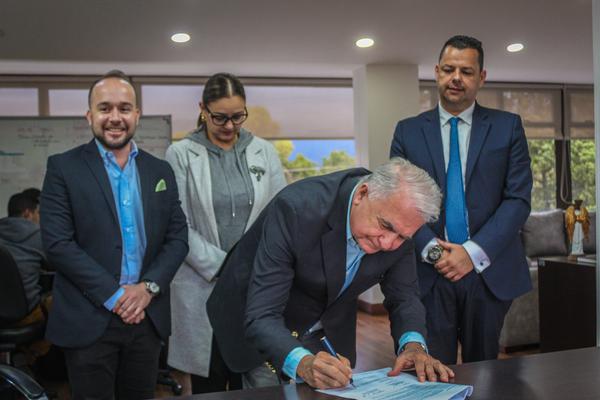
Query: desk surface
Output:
[[169, 348, 600, 400]]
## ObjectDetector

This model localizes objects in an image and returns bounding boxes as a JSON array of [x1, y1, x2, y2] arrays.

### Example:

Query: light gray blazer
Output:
[[165, 135, 286, 376]]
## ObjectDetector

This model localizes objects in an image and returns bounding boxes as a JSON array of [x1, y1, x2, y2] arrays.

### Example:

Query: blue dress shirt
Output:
[[282, 184, 427, 380], [95, 139, 147, 311]]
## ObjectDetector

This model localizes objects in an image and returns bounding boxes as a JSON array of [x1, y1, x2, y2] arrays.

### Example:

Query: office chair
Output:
[[157, 342, 183, 396], [0, 364, 48, 400], [0, 245, 49, 399], [0, 244, 46, 365]]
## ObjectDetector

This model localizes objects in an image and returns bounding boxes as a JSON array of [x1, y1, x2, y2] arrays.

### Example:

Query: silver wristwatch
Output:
[[401, 342, 429, 354], [426, 244, 443, 264], [143, 280, 160, 297]]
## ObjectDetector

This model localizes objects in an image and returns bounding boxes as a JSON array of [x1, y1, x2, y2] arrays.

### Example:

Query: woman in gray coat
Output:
[[165, 73, 286, 394]]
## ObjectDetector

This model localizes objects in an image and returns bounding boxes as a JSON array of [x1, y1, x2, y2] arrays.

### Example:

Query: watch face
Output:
[[428, 245, 443, 262], [145, 281, 160, 295]]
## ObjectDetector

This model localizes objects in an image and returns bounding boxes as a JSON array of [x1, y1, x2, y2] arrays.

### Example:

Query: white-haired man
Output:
[[207, 158, 453, 390]]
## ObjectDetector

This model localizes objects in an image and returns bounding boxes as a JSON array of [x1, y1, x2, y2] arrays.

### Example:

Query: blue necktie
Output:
[[445, 117, 469, 244]]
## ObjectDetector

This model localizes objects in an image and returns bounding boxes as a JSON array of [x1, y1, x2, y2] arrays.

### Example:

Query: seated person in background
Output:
[[21, 188, 41, 203], [207, 158, 454, 390], [0, 190, 48, 324]]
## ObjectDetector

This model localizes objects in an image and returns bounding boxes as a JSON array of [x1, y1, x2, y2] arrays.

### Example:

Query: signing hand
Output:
[[297, 351, 353, 389], [389, 343, 454, 383], [113, 283, 152, 324], [434, 240, 474, 282]]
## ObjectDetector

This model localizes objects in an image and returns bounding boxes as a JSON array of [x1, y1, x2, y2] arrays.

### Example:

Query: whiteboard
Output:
[[0, 115, 172, 217]]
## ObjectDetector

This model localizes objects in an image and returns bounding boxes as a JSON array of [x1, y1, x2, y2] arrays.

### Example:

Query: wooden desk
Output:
[[166, 348, 600, 400], [538, 256, 596, 352]]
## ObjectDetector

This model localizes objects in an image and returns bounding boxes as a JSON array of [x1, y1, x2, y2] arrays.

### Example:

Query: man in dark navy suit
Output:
[[41, 70, 188, 399], [208, 159, 454, 390], [390, 35, 533, 364]]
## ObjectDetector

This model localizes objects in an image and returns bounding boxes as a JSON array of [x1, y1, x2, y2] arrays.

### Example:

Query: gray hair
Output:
[[358, 157, 442, 223]]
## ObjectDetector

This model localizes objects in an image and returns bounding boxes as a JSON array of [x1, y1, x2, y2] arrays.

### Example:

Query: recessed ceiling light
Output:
[[355, 38, 374, 48], [171, 33, 191, 43], [507, 43, 524, 53]]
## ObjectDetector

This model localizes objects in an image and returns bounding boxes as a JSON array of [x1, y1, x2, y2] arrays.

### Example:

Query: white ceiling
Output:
[[0, 0, 594, 83]]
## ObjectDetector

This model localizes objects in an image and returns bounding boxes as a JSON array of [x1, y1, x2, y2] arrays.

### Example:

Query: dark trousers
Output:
[[422, 271, 512, 365], [63, 315, 161, 400], [190, 336, 242, 394]]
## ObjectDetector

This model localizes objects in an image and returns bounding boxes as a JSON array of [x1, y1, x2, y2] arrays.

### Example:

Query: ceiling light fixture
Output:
[[506, 43, 524, 53], [355, 38, 374, 48], [171, 33, 191, 43]]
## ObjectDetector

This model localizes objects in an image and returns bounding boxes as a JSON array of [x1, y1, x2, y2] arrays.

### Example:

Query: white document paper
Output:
[[317, 368, 473, 400]]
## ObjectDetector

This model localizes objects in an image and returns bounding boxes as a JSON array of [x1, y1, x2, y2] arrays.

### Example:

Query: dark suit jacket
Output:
[[207, 168, 426, 373], [40, 140, 188, 348], [390, 103, 532, 301]]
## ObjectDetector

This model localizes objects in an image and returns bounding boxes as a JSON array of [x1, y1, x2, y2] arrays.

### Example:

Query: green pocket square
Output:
[[155, 179, 167, 192]]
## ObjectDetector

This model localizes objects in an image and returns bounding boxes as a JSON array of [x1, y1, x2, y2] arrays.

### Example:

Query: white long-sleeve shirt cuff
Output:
[[463, 240, 491, 273]]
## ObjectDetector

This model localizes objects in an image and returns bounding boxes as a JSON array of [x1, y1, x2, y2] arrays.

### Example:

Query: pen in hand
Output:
[[320, 336, 357, 389]]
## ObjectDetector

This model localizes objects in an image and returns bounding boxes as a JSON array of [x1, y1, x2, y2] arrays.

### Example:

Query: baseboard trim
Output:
[[357, 299, 387, 315]]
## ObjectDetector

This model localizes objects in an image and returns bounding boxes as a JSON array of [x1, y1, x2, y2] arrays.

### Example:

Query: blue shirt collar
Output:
[[438, 101, 475, 127], [94, 138, 139, 164]]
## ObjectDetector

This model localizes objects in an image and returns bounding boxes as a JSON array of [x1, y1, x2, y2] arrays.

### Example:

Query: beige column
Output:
[[353, 64, 420, 307], [353, 64, 420, 170]]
